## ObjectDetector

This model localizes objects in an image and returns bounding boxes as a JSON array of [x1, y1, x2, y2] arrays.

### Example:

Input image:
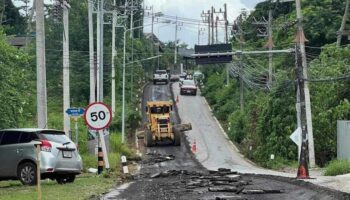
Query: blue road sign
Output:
[[66, 107, 85, 117]]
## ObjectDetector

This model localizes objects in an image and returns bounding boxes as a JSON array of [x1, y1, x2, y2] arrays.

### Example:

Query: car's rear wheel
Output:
[[18, 162, 37, 185]]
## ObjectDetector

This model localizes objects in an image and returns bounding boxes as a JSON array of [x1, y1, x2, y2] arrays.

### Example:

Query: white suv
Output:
[[153, 70, 169, 84]]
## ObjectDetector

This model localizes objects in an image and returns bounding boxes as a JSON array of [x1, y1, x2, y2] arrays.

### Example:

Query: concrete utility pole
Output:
[[224, 3, 228, 43], [130, 0, 134, 38], [62, 0, 70, 136], [337, 0, 350, 47], [174, 16, 178, 66], [200, 10, 210, 44], [122, 29, 127, 144], [197, 24, 205, 45], [96, 0, 101, 102], [239, 15, 244, 112], [89, 0, 95, 103], [295, 0, 315, 168], [215, 16, 219, 44], [211, 7, 214, 44], [295, 44, 310, 178], [267, 9, 274, 88], [36, 0, 47, 129], [99, 0, 104, 102], [111, 0, 117, 117]]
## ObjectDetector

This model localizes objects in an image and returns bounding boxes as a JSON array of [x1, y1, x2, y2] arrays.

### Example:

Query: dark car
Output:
[[180, 80, 197, 96]]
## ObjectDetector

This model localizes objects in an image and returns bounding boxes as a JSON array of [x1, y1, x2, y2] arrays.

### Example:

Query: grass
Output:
[[324, 159, 350, 176], [0, 174, 115, 200], [0, 128, 136, 200]]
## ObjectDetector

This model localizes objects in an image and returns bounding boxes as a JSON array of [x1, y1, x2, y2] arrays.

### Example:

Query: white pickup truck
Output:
[[153, 70, 169, 84]]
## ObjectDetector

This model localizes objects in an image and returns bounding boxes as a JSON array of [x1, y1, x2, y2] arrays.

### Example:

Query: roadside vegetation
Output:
[[0, 0, 162, 198], [0, 174, 115, 200], [201, 0, 350, 170], [324, 160, 350, 176]]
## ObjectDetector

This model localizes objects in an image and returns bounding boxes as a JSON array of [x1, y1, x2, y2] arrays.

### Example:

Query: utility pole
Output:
[[213, 6, 225, 44], [200, 10, 210, 44], [62, 0, 70, 136], [99, 0, 104, 102], [224, 3, 228, 43], [295, 0, 315, 168], [96, 0, 101, 102], [150, 6, 154, 36], [122, 29, 127, 144], [131, 0, 135, 102], [239, 14, 244, 112], [89, 0, 95, 103], [130, 0, 134, 38], [174, 16, 178, 67], [36, 0, 47, 129], [215, 16, 218, 44], [197, 24, 205, 45], [295, 44, 310, 178], [337, 0, 350, 47], [267, 9, 274, 88], [211, 6, 214, 44], [111, 0, 117, 117]]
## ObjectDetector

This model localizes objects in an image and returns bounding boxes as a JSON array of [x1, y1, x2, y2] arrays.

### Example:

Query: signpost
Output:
[[66, 107, 85, 147], [290, 127, 302, 161], [84, 102, 112, 170]]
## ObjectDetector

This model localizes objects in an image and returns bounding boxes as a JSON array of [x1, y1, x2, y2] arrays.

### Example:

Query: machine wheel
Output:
[[173, 128, 181, 146], [144, 129, 153, 147]]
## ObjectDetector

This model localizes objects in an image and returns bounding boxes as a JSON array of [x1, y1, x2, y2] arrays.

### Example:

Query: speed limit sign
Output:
[[84, 102, 112, 130]]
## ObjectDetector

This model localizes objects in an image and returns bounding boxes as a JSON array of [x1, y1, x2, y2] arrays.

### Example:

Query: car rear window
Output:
[[19, 132, 39, 143], [39, 131, 71, 144]]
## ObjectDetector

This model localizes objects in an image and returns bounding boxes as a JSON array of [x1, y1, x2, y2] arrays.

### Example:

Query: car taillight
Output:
[[41, 140, 52, 152]]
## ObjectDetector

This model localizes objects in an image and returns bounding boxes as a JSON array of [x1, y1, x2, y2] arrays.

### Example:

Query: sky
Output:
[[13, 0, 266, 47], [143, 0, 266, 47]]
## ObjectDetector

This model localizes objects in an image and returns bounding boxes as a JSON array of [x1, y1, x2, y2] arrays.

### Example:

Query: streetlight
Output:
[[126, 55, 162, 66]]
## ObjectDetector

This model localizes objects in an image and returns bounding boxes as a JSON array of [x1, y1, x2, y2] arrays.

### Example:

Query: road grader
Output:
[[143, 101, 191, 147]]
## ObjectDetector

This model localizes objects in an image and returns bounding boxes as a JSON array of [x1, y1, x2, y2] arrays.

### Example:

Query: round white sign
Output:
[[84, 102, 112, 130]]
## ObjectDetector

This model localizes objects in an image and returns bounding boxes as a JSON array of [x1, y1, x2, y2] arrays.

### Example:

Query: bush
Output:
[[324, 160, 350, 176]]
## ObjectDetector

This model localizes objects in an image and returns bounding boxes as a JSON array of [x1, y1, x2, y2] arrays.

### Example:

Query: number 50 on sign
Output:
[[84, 102, 112, 130]]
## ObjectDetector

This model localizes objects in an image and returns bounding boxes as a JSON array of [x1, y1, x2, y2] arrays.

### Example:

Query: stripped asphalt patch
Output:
[[100, 83, 350, 200]]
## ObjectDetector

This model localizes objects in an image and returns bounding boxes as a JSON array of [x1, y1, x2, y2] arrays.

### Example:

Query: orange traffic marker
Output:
[[191, 139, 197, 153], [297, 164, 309, 179]]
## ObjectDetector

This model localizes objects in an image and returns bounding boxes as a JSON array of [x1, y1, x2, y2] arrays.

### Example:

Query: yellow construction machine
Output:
[[144, 101, 191, 147]]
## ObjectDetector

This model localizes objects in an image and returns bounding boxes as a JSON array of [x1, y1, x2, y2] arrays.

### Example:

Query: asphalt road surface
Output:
[[101, 82, 350, 200]]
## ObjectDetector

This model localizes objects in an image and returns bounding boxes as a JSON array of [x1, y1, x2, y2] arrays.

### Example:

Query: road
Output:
[[172, 82, 291, 175], [101, 82, 350, 200]]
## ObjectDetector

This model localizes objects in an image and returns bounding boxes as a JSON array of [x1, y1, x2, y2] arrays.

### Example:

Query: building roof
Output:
[[7, 36, 33, 48], [144, 33, 165, 51]]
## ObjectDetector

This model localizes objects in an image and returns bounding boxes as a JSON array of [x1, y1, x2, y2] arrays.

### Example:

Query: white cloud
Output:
[[143, 0, 257, 47]]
